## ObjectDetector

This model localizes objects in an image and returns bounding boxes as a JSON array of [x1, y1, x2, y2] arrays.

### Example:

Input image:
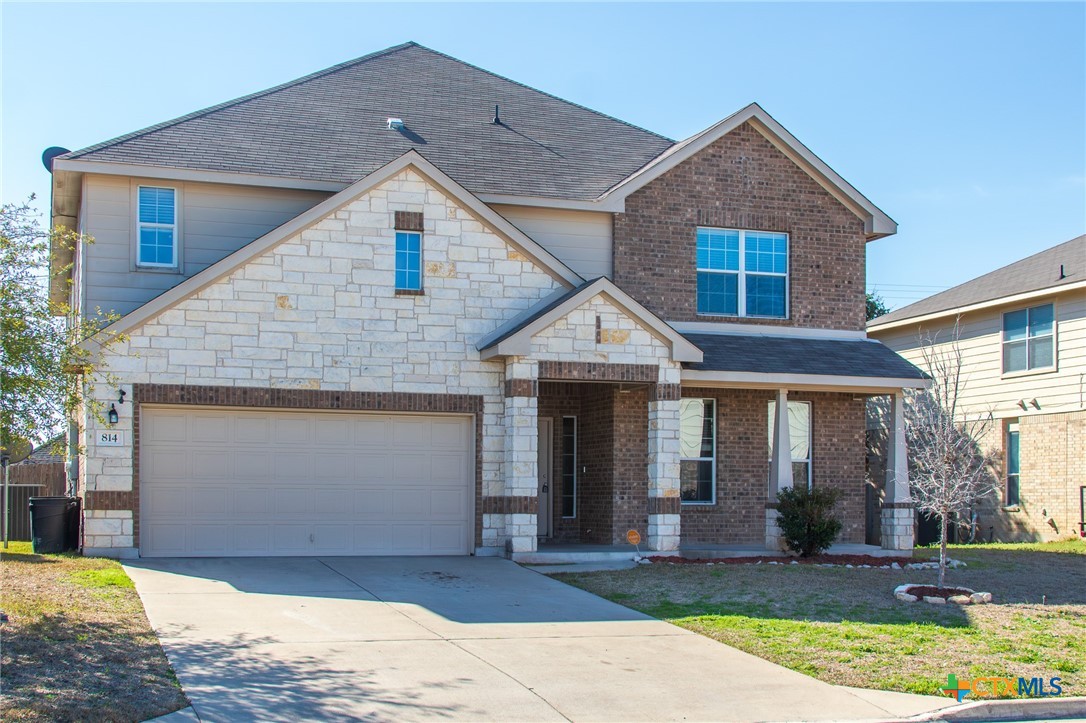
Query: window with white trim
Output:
[[1002, 304, 1054, 373], [680, 398, 715, 503], [1006, 422, 1020, 506], [697, 227, 788, 318], [137, 186, 177, 268], [767, 401, 812, 487], [395, 231, 422, 291]]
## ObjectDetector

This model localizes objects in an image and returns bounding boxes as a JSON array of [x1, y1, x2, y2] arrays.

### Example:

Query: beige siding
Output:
[[492, 204, 612, 279], [871, 291, 1086, 425], [80, 174, 329, 317]]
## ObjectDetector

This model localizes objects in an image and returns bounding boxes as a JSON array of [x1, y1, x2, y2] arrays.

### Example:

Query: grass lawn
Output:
[[0, 542, 187, 722], [556, 539, 1086, 697]]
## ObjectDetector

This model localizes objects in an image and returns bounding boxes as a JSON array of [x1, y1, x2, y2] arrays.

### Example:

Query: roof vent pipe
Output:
[[1059, 264, 1066, 280], [492, 105, 501, 125]]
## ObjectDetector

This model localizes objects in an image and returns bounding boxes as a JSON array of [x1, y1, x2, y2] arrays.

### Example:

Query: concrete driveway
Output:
[[126, 557, 954, 722]]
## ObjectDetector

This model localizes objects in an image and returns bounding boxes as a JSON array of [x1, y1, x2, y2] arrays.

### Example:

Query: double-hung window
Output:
[[1002, 304, 1054, 373], [697, 227, 788, 318], [137, 186, 177, 268], [1005, 423, 1020, 506], [395, 231, 422, 292], [767, 401, 812, 487], [680, 398, 716, 503]]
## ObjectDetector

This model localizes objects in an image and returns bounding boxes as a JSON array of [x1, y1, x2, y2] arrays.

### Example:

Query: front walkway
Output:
[[125, 556, 955, 722], [515, 541, 904, 564]]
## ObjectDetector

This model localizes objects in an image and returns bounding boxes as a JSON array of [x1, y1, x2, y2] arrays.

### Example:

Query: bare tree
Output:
[[905, 320, 999, 587]]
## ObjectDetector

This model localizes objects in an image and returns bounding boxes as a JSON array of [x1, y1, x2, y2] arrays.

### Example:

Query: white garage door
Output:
[[140, 407, 473, 557]]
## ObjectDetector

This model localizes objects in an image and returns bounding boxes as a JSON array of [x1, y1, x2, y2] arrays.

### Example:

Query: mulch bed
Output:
[[901, 585, 974, 599], [650, 553, 916, 566]]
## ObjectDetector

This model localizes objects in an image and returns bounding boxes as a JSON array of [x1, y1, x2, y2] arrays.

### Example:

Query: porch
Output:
[[515, 541, 906, 565]]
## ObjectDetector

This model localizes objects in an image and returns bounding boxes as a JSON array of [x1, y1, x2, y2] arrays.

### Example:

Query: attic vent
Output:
[[387, 117, 405, 130]]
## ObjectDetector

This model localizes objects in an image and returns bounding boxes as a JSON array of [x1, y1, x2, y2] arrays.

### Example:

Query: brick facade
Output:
[[979, 410, 1085, 542], [680, 388, 867, 545], [613, 122, 867, 330]]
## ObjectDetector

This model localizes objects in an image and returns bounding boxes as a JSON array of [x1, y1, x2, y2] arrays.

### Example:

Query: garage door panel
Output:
[[354, 418, 390, 446], [141, 408, 472, 557], [191, 414, 229, 443], [192, 488, 230, 515], [191, 525, 229, 554], [355, 454, 392, 481], [235, 416, 271, 443]]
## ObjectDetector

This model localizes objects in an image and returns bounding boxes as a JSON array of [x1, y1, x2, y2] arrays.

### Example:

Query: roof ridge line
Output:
[[63, 42, 420, 160], [408, 43, 674, 144]]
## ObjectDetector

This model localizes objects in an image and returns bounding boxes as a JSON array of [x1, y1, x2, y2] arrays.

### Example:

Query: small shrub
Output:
[[776, 485, 843, 557]]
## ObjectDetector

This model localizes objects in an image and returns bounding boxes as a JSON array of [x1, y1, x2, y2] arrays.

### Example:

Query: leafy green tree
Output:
[[866, 291, 891, 321], [1, 197, 120, 463]]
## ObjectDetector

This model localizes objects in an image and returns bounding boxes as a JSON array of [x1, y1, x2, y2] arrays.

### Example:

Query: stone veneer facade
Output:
[[81, 168, 684, 557]]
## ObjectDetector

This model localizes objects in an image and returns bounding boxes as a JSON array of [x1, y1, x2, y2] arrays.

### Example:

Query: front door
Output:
[[538, 417, 553, 538]]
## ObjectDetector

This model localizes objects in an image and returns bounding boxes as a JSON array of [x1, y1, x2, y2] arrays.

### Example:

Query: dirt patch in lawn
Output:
[[0, 543, 187, 722], [557, 540, 1086, 697]]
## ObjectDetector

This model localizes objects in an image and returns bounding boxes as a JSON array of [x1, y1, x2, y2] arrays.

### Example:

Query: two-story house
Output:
[[869, 236, 1085, 542], [50, 42, 926, 559]]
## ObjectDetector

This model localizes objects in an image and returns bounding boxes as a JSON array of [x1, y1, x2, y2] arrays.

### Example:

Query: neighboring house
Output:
[[869, 236, 1085, 542], [50, 42, 926, 559]]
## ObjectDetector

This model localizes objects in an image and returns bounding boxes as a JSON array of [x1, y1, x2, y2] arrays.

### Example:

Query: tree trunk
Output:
[[938, 514, 948, 589]]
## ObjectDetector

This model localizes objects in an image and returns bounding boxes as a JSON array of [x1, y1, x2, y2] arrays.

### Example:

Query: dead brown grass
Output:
[[0, 542, 187, 722]]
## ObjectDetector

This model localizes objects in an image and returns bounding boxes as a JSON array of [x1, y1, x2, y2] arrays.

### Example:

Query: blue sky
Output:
[[3, 2, 1083, 309]]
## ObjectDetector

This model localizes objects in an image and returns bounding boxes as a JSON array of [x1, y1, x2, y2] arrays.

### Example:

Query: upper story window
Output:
[[394, 231, 422, 292], [680, 398, 716, 504], [696, 227, 788, 318], [1002, 303, 1054, 373], [137, 186, 177, 268]]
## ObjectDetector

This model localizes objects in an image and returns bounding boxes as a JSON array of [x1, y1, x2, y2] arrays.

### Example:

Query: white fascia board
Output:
[[52, 158, 348, 193], [87, 150, 582, 347], [669, 321, 869, 341], [867, 281, 1086, 333], [681, 369, 930, 392], [479, 278, 704, 363], [596, 103, 897, 240]]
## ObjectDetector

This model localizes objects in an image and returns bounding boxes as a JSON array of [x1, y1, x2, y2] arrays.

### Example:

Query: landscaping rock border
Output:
[[894, 583, 993, 605]]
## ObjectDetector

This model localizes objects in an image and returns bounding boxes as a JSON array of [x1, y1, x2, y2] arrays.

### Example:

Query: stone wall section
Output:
[[83, 168, 566, 553]]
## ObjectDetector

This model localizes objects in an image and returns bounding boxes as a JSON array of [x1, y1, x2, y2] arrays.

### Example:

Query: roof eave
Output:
[[680, 369, 930, 393]]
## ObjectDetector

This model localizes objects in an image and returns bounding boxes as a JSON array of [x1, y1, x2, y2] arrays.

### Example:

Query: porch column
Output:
[[881, 392, 915, 551], [767, 388, 793, 550], [647, 374, 682, 551], [503, 358, 539, 556]]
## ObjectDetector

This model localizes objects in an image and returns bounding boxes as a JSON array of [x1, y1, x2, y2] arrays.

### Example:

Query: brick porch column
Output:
[[503, 359, 539, 555], [647, 379, 682, 551], [881, 392, 915, 551], [767, 388, 794, 550]]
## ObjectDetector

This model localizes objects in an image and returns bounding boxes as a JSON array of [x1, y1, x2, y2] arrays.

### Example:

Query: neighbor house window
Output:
[[680, 398, 715, 503], [767, 401, 812, 487], [697, 227, 788, 318], [137, 186, 177, 268], [1006, 423, 1020, 506], [395, 231, 422, 291], [561, 417, 577, 518], [1003, 304, 1054, 373]]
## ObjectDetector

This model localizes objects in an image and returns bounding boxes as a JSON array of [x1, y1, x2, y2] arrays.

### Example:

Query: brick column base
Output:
[[647, 513, 680, 551], [881, 505, 915, 551]]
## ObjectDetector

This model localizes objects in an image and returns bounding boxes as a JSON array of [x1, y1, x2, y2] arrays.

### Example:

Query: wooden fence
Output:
[[4, 462, 67, 541]]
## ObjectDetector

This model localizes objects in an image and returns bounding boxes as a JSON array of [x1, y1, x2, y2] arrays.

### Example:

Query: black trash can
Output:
[[29, 496, 80, 554]]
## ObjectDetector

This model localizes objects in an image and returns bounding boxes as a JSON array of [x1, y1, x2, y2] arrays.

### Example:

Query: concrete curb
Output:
[[902, 696, 1086, 722]]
